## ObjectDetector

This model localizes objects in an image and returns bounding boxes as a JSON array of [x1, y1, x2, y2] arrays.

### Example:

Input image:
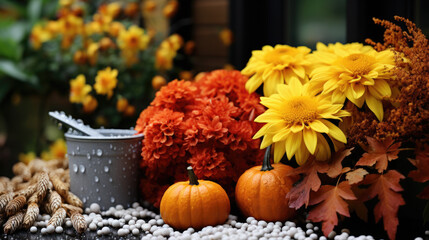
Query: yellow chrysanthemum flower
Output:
[[241, 44, 311, 96], [42, 139, 67, 160], [69, 74, 92, 103], [87, 42, 99, 65], [94, 67, 118, 98], [254, 77, 350, 165], [30, 25, 51, 50], [108, 21, 125, 37], [309, 42, 396, 121], [83, 95, 98, 113], [19, 152, 36, 164], [117, 26, 150, 51]]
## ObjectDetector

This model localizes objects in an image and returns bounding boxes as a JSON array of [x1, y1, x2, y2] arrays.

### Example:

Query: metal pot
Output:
[[65, 129, 143, 210]]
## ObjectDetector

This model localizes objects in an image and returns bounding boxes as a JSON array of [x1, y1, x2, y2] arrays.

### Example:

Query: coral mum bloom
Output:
[[253, 78, 350, 165], [242, 44, 311, 96], [309, 42, 395, 121], [94, 67, 118, 98]]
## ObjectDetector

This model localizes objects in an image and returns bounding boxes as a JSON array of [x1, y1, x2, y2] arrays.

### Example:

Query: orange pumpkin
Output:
[[160, 166, 230, 230], [235, 145, 297, 222]]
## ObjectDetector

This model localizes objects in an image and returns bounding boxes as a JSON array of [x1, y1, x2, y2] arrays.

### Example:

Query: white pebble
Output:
[[89, 222, 97, 231], [246, 217, 255, 224], [132, 228, 140, 235], [148, 219, 157, 225], [41, 228, 47, 234], [116, 204, 124, 210], [111, 220, 121, 228], [55, 226, 63, 233], [102, 226, 110, 234], [319, 237, 327, 240], [425, 230, 429, 235], [309, 233, 318, 239], [65, 220, 72, 227], [328, 231, 337, 239], [90, 203, 101, 213], [414, 238, 423, 240], [132, 202, 140, 208], [97, 230, 103, 236], [30, 226, 38, 233], [306, 229, 314, 235], [97, 221, 104, 227], [142, 223, 151, 231], [156, 219, 164, 225], [117, 228, 129, 236], [46, 225, 55, 233], [306, 223, 314, 229]]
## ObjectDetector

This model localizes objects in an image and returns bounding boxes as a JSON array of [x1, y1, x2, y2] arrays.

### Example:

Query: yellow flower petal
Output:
[[260, 135, 274, 149], [273, 141, 286, 163], [314, 134, 331, 161], [365, 93, 384, 121], [295, 143, 310, 165], [285, 132, 302, 160], [303, 127, 317, 154], [320, 119, 347, 143], [309, 120, 329, 133]]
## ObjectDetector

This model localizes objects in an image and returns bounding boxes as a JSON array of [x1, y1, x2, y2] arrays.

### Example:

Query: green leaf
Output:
[[0, 38, 23, 61], [27, 0, 43, 22], [0, 21, 28, 42], [0, 60, 38, 84]]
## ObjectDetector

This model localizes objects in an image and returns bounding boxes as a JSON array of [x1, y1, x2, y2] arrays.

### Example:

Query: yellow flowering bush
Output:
[[28, 0, 189, 128]]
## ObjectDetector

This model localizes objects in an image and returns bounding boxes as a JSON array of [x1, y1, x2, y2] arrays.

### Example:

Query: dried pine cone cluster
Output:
[[0, 159, 87, 234]]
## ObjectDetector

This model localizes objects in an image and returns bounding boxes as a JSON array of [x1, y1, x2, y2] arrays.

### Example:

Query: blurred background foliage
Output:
[[0, 0, 193, 176]]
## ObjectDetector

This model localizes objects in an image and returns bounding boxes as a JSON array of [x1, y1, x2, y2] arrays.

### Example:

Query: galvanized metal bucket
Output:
[[65, 129, 144, 210]]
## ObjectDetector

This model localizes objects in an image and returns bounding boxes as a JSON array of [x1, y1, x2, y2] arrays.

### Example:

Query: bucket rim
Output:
[[65, 129, 144, 141]]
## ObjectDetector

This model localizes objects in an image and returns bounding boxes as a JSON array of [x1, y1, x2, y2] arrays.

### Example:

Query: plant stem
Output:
[[187, 166, 199, 185], [260, 145, 274, 171]]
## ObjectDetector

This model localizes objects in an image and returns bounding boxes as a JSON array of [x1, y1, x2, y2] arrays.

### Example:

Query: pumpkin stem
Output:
[[187, 166, 199, 185], [260, 145, 274, 171]]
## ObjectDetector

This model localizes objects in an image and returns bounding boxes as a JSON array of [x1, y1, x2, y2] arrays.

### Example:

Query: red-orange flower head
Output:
[[135, 70, 266, 207]]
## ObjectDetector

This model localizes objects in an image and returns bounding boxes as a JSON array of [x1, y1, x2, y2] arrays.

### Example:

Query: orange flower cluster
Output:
[[135, 70, 265, 207], [347, 16, 429, 145]]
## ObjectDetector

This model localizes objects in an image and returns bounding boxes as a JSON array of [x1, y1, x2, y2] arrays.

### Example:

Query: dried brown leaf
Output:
[[346, 168, 369, 185]]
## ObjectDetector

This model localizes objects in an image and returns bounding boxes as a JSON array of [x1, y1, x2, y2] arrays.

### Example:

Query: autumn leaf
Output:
[[362, 170, 405, 240], [356, 137, 401, 173], [347, 185, 368, 222], [408, 144, 429, 183], [346, 168, 369, 185], [324, 148, 354, 178], [286, 158, 328, 209], [307, 181, 357, 236]]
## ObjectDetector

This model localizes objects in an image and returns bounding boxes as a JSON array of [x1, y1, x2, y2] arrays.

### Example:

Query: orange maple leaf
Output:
[[408, 144, 429, 183], [324, 148, 354, 178], [346, 168, 369, 185], [307, 181, 357, 236], [356, 137, 401, 173], [362, 170, 405, 240], [286, 158, 328, 209]]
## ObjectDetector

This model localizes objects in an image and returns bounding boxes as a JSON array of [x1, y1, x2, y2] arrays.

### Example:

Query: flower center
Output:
[[339, 53, 376, 75], [264, 48, 291, 65], [283, 96, 318, 125]]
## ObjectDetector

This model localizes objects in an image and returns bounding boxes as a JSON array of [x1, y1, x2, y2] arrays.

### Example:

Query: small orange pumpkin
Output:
[[160, 166, 230, 230], [235, 145, 297, 222]]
